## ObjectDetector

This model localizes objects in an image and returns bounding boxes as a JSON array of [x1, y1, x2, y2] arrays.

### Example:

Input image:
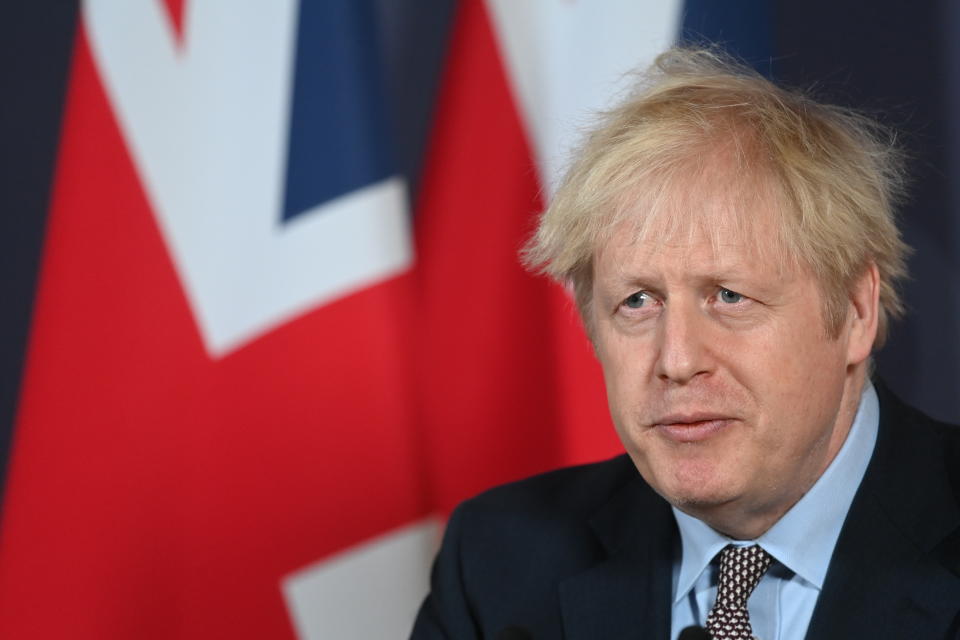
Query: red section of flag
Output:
[[0, 27, 425, 639], [414, 0, 619, 515], [161, 0, 187, 43]]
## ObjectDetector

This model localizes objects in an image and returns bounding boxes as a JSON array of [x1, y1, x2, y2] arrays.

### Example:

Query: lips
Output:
[[653, 414, 735, 443]]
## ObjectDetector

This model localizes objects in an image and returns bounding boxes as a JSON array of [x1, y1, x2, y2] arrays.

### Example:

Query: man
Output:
[[411, 48, 960, 639]]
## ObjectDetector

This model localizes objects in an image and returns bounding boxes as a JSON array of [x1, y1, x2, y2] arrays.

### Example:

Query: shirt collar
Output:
[[671, 382, 879, 603]]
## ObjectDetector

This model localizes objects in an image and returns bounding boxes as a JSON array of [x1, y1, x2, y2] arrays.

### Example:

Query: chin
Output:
[[630, 445, 743, 507], [668, 489, 736, 512], [653, 467, 740, 512]]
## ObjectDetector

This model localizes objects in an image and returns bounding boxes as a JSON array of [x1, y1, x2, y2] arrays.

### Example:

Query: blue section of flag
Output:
[[679, 0, 773, 76], [282, 0, 394, 221]]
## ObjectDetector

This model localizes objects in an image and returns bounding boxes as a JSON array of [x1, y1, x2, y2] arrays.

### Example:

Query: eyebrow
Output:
[[599, 267, 783, 298], [603, 266, 754, 287]]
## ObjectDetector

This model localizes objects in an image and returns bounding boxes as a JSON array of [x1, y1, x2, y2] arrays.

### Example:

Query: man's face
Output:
[[590, 191, 874, 537]]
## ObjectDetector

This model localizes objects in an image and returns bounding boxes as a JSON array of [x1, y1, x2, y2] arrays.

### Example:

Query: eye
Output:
[[622, 291, 650, 309], [718, 288, 744, 304]]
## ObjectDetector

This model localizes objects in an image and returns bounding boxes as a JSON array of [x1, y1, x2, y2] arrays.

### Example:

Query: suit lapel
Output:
[[807, 385, 960, 639], [559, 477, 676, 640]]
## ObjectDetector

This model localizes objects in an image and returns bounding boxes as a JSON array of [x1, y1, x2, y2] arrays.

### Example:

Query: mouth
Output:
[[653, 414, 735, 443]]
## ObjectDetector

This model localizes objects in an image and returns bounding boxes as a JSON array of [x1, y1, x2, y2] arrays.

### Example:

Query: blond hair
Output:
[[523, 47, 910, 346]]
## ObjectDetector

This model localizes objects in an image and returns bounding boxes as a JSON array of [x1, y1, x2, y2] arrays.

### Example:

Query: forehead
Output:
[[595, 159, 796, 280]]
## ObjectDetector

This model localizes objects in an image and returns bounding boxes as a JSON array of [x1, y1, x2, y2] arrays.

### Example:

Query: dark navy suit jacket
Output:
[[411, 385, 960, 639]]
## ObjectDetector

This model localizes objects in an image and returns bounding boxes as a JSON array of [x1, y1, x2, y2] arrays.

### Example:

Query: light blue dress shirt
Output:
[[669, 383, 880, 640]]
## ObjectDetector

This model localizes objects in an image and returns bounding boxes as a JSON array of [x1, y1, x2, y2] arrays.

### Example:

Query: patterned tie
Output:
[[705, 545, 773, 640]]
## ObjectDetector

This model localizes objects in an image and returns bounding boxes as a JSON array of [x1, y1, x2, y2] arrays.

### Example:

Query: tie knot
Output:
[[716, 544, 772, 607], [718, 544, 773, 606], [706, 544, 773, 639]]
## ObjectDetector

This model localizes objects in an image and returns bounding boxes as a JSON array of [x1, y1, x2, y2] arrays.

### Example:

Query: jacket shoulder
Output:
[[460, 454, 640, 521], [409, 455, 649, 639], [875, 381, 960, 490]]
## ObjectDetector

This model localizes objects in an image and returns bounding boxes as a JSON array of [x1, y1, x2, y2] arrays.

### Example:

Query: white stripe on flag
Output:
[[282, 518, 440, 640], [485, 0, 684, 197], [84, 0, 413, 358]]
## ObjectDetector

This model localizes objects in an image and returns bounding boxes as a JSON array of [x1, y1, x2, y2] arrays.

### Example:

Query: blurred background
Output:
[[1, 1, 957, 638]]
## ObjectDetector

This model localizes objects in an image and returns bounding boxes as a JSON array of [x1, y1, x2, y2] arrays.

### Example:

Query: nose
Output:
[[654, 301, 712, 384]]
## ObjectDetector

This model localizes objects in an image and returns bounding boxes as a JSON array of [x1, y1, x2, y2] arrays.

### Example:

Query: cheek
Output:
[[776, 335, 848, 397], [745, 338, 848, 458], [740, 311, 843, 384], [596, 337, 654, 414], [601, 369, 638, 440], [595, 348, 649, 454]]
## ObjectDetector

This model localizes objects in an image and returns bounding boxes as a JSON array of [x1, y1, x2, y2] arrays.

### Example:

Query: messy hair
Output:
[[523, 47, 910, 346]]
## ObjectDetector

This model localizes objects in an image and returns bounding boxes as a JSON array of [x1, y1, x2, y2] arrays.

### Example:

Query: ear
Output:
[[845, 262, 880, 366]]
